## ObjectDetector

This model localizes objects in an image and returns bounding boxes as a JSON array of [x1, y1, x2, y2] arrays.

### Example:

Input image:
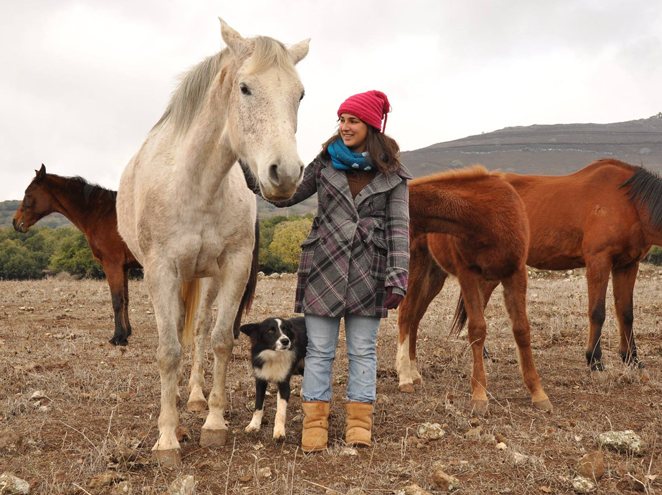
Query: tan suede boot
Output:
[[345, 402, 373, 447], [301, 401, 330, 452]]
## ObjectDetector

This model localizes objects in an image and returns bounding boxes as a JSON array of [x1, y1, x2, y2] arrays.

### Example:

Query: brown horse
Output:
[[13, 164, 140, 345], [397, 166, 552, 415], [453, 159, 662, 370], [13, 164, 260, 348]]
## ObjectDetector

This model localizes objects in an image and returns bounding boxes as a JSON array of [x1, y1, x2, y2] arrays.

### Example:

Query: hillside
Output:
[[400, 113, 662, 176], [4, 114, 661, 227]]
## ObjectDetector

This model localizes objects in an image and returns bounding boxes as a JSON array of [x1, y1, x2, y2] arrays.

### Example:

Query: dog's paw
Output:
[[245, 423, 261, 434]]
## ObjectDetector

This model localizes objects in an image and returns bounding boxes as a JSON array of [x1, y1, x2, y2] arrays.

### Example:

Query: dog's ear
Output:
[[239, 323, 259, 338]]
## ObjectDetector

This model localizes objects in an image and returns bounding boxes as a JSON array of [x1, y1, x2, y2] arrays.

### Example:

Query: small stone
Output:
[[168, 475, 195, 495], [238, 473, 252, 483], [258, 467, 272, 478], [571, 475, 596, 493], [577, 451, 605, 480], [89, 471, 124, 490], [0, 473, 31, 495], [416, 422, 445, 440], [430, 467, 460, 492], [496, 442, 508, 450], [340, 447, 358, 456], [597, 430, 643, 454], [464, 426, 482, 441], [402, 483, 432, 495], [30, 391, 46, 401]]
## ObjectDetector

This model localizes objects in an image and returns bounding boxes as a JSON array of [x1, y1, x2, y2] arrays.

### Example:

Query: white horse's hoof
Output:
[[533, 399, 553, 413], [153, 448, 181, 467], [399, 383, 415, 393], [470, 399, 489, 417], [200, 427, 228, 448]]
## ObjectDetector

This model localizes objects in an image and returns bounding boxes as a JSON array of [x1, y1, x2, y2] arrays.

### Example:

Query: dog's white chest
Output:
[[255, 350, 296, 382]]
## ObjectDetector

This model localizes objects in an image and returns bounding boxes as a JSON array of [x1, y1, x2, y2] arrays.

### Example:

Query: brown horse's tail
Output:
[[621, 166, 662, 240], [450, 295, 468, 336], [180, 278, 200, 348], [233, 219, 260, 339]]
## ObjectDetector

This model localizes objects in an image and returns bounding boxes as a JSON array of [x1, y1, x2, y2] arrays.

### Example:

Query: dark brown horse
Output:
[[13, 164, 140, 345], [398, 166, 552, 414], [13, 164, 260, 348], [451, 159, 662, 370]]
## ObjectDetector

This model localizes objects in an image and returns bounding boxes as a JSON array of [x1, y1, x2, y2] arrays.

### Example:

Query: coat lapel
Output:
[[354, 164, 413, 207]]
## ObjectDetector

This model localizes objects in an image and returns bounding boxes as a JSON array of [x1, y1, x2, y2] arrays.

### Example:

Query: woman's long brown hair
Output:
[[321, 125, 402, 174]]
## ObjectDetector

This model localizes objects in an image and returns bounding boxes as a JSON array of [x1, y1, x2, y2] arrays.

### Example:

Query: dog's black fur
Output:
[[239, 316, 307, 439]]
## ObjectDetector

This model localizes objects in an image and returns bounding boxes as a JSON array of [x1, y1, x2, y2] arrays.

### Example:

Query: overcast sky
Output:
[[2, 0, 662, 200]]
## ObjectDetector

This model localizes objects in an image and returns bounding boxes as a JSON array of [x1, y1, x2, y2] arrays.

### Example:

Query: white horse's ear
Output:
[[219, 18, 248, 54], [288, 39, 310, 65]]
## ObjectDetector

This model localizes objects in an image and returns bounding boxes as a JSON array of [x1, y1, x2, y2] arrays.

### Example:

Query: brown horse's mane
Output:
[[620, 165, 662, 230], [409, 165, 496, 186], [53, 175, 118, 217]]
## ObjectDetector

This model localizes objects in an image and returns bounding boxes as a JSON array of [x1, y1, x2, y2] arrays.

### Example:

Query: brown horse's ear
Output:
[[36, 164, 46, 180]]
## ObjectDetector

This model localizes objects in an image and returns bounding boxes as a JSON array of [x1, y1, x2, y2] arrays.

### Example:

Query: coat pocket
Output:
[[368, 228, 387, 280], [298, 234, 320, 275]]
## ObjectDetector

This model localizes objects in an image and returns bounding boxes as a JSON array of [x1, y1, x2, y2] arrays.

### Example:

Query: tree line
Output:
[[0, 214, 313, 280], [1, 216, 660, 280]]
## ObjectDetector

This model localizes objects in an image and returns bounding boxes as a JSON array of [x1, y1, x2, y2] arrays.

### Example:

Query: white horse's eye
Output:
[[240, 83, 252, 96]]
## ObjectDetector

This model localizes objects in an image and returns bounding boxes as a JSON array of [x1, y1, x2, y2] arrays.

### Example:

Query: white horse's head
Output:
[[220, 20, 309, 200]]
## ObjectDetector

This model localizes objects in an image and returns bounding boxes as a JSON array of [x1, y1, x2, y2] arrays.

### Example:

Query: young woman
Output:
[[254, 90, 411, 451]]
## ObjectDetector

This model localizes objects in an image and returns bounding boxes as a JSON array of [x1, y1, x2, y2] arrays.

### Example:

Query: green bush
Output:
[[0, 238, 44, 279], [646, 245, 662, 265], [48, 229, 104, 279], [258, 215, 313, 273]]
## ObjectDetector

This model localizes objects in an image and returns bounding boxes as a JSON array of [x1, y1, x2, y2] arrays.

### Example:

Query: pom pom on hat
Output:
[[337, 90, 391, 132]]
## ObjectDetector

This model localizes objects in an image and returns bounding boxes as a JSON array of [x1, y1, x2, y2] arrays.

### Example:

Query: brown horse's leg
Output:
[[585, 256, 611, 370], [397, 239, 447, 392], [122, 267, 132, 338], [612, 261, 643, 368], [106, 263, 130, 346], [456, 271, 489, 415], [501, 270, 552, 412]]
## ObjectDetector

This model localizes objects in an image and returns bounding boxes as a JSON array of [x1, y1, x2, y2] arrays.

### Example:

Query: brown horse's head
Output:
[[13, 164, 52, 233]]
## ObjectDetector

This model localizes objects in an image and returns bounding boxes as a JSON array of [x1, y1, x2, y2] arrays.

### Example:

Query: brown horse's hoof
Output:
[[470, 400, 489, 417], [200, 427, 228, 448], [398, 383, 415, 393], [533, 399, 553, 413], [153, 448, 181, 467], [187, 400, 207, 413]]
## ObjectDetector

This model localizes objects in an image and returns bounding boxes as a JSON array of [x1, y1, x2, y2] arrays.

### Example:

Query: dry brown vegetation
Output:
[[1, 267, 661, 494]]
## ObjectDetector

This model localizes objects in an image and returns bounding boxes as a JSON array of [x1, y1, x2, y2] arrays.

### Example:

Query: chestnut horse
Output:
[[13, 164, 139, 345], [397, 166, 552, 415], [454, 159, 662, 370]]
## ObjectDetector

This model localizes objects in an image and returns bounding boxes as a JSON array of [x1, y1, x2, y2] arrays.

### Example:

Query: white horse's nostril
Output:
[[268, 163, 280, 185]]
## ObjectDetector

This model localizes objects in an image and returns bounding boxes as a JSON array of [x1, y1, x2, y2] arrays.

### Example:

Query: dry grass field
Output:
[[1, 267, 661, 494]]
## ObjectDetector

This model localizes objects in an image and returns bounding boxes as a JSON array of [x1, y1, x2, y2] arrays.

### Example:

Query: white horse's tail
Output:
[[179, 279, 200, 348]]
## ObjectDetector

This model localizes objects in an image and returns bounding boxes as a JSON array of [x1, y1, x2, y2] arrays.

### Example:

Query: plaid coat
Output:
[[275, 154, 412, 318]]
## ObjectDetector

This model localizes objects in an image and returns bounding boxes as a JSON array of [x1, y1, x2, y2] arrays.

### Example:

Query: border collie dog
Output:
[[239, 316, 307, 440]]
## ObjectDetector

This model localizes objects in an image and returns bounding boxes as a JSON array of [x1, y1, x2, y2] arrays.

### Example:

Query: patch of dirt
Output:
[[1, 268, 661, 494]]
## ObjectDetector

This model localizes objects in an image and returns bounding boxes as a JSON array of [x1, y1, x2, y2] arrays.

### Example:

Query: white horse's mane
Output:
[[153, 36, 297, 135]]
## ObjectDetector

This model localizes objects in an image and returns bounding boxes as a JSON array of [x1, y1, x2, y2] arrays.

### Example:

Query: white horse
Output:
[[116, 19, 309, 465]]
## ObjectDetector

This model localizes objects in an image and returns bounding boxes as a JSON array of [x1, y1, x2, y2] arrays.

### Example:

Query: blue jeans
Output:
[[302, 314, 380, 403]]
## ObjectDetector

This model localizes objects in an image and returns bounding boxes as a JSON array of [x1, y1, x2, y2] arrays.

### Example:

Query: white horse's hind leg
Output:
[[145, 269, 184, 465], [200, 252, 251, 448], [187, 279, 219, 413]]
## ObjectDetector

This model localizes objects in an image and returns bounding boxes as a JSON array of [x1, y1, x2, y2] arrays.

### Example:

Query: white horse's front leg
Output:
[[145, 269, 184, 466], [187, 279, 219, 413], [200, 254, 251, 448]]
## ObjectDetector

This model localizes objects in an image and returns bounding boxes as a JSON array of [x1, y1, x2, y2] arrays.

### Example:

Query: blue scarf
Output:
[[327, 139, 373, 172]]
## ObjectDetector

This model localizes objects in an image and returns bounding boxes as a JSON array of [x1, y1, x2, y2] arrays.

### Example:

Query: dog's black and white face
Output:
[[239, 316, 307, 440]]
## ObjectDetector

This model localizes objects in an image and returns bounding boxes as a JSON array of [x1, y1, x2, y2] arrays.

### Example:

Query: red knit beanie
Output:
[[337, 90, 391, 132]]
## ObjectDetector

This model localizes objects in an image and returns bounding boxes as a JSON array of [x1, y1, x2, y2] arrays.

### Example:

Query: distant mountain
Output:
[[4, 114, 661, 227], [400, 113, 662, 177]]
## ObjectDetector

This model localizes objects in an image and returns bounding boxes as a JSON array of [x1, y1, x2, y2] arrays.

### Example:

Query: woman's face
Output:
[[339, 113, 369, 152]]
